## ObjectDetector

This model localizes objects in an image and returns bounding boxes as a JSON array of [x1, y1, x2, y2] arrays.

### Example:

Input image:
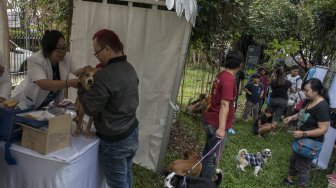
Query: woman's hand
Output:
[[284, 116, 292, 124], [0, 97, 5, 103], [67, 78, 79, 88], [293, 130, 304, 138]]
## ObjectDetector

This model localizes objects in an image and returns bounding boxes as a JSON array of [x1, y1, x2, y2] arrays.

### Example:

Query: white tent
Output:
[[69, 0, 192, 171]]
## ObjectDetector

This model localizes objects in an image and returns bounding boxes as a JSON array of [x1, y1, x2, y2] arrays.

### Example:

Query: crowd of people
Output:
[[0, 29, 139, 188], [200, 50, 331, 188]]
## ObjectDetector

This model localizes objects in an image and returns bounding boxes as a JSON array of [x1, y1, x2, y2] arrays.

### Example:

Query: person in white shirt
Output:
[[286, 65, 302, 98], [12, 30, 79, 109], [0, 51, 12, 103]]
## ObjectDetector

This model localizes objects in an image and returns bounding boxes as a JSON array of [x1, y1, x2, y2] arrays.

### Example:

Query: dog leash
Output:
[[215, 141, 223, 169], [182, 139, 224, 188], [186, 139, 224, 175]]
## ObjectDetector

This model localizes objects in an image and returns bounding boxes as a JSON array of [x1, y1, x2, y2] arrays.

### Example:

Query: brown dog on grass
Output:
[[73, 65, 97, 138], [167, 150, 202, 177]]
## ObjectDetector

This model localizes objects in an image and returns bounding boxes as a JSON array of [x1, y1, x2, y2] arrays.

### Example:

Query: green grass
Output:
[[133, 164, 164, 188], [132, 66, 332, 187], [133, 114, 331, 187], [221, 119, 329, 188]]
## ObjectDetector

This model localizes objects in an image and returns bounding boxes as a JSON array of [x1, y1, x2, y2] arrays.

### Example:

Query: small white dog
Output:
[[236, 149, 272, 176]]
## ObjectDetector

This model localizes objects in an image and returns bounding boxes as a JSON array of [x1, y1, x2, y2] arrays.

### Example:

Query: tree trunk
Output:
[[66, 0, 73, 48], [323, 55, 336, 90]]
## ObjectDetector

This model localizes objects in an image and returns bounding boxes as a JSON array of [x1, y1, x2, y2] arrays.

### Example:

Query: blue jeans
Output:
[[200, 123, 227, 180], [99, 128, 139, 188], [269, 98, 287, 123]]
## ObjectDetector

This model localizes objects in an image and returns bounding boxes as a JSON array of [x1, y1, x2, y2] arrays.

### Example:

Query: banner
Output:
[[244, 45, 261, 76]]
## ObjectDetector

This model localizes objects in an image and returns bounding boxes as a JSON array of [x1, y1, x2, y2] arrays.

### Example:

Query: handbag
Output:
[[292, 138, 322, 159]]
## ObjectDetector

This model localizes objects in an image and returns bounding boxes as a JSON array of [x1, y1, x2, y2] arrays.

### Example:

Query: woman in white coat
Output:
[[0, 51, 11, 103], [12, 30, 79, 109]]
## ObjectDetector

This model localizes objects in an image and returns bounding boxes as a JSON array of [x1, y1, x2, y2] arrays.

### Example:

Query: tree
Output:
[[244, 0, 336, 68], [7, 0, 73, 44], [190, 0, 249, 67]]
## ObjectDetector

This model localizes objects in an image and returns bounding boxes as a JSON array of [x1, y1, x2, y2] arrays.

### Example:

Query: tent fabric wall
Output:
[[0, 0, 9, 68], [70, 0, 191, 170]]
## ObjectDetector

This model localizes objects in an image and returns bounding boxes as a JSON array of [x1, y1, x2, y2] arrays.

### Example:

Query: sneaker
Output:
[[228, 128, 236, 135], [282, 178, 294, 186]]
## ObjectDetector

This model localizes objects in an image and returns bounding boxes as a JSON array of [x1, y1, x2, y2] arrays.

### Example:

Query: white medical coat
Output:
[[12, 51, 78, 108]]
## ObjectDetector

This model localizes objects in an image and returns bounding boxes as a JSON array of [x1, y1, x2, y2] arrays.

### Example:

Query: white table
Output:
[[0, 135, 108, 188]]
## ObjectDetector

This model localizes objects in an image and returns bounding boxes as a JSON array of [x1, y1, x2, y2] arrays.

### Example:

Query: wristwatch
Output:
[[302, 131, 307, 137]]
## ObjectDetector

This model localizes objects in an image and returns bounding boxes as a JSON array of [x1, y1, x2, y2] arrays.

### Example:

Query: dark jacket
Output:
[[78, 55, 139, 141]]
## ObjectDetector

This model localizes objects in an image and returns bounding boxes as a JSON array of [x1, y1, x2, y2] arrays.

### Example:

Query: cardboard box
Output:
[[19, 114, 71, 154]]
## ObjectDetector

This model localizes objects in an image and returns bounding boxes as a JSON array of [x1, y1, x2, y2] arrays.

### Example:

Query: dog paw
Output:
[[84, 131, 95, 138], [72, 129, 82, 137]]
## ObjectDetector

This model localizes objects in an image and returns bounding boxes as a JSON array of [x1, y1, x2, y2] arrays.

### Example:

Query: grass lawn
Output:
[[133, 113, 331, 187], [132, 66, 332, 187]]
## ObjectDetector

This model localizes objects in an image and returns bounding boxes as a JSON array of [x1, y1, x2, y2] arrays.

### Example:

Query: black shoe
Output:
[[282, 178, 294, 186]]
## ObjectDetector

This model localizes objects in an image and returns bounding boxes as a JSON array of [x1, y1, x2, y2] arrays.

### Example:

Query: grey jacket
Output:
[[78, 56, 139, 140]]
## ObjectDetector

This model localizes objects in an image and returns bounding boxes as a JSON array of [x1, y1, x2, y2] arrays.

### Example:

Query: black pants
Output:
[[288, 151, 313, 187]]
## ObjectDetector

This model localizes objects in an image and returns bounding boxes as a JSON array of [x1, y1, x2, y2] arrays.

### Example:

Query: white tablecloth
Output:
[[0, 135, 108, 188]]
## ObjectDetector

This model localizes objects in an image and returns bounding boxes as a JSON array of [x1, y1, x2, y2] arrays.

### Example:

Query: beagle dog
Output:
[[167, 150, 202, 177]]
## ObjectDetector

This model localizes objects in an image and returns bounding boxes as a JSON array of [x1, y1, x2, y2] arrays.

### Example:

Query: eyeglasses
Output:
[[55, 46, 67, 53], [94, 46, 106, 57]]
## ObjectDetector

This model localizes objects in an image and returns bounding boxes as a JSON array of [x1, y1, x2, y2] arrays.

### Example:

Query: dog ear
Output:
[[74, 68, 84, 77], [75, 65, 94, 77], [84, 65, 94, 70], [183, 150, 191, 159], [163, 170, 171, 177]]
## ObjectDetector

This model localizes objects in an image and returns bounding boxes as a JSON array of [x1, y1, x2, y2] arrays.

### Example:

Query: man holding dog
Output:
[[77, 29, 139, 188], [201, 50, 244, 179]]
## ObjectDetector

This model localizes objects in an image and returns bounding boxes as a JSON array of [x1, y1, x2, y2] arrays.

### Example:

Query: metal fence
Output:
[[6, 5, 43, 86], [177, 52, 220, 110], [9, 33, 41, 86]]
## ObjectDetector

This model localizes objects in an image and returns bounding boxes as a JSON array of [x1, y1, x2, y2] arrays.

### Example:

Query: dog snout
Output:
[[86, 78, 93, 86]]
